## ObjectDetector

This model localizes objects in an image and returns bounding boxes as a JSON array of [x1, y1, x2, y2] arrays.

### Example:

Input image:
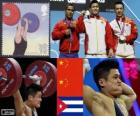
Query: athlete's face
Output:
[[89, 3, 99, 15], [115, 4, 124, 17], [65, 5, 74, 20], [99, 69, 122, 97], [30, 91, 42, 108]]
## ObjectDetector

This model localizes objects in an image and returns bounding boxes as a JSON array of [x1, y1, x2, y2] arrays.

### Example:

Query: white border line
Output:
[[63, 100, 83, 105], [123, 1, 140, 22], [63, 108, 83, 112]]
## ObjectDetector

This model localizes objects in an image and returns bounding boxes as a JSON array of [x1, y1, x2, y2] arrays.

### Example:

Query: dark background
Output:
[[50, 0, 122, 11]]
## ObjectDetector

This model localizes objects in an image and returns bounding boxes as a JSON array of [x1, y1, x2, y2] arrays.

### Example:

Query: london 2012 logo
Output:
[[67, 0, 86, 4]]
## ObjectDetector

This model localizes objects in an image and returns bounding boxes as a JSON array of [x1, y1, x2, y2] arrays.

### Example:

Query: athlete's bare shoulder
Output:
[[23, 103, 32, 116], [83, 85, 106, 112]]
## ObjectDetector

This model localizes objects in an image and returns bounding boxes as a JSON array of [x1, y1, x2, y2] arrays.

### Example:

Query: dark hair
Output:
[[114, 1, 124, 8], [93, 59, 119, 89], [65, 3, 75, 10], [25, 84, 42, 99], [89, 0, 99, 8]]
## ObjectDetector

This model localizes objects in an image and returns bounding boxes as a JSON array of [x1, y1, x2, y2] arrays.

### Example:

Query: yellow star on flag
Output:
[[59, 80, 64, 85], [59, 61, 64, 66]]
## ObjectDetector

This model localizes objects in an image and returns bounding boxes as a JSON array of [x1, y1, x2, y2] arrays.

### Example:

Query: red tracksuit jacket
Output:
[[52, 19, 80, 54]]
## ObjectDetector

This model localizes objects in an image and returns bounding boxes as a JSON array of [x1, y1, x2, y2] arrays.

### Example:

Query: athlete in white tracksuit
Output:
[[77, 1, 115, 58], [110, 1, 138, 58]]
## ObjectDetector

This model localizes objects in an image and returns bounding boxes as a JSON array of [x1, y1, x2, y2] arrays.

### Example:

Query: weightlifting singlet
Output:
[[13, 38, 27, 55], [114, 101, 124, 116], [32, 110, 35, 116], [32, 109, 38, 116]]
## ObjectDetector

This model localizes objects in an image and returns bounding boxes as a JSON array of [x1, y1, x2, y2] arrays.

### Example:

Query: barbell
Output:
[[0, 58, 56, 97]]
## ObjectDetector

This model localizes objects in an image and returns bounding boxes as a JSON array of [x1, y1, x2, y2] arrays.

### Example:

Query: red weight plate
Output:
[[0, 68, 8, 88], [3, 3, 21, 26], [0, 58, 22, 97], [25, 61, 57, 97]]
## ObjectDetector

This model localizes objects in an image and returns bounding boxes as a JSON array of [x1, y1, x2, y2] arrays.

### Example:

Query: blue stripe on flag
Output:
[[67, 105, 83, 108], [60, 112, 83, 116], [59, 97, 83, 100]]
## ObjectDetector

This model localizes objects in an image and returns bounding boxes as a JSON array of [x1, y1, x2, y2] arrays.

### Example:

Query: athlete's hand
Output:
[[80, 10, 86, 16], [65, 29, 71, 36], [108, 48, 115, 58], [70, 21, 77, 28]]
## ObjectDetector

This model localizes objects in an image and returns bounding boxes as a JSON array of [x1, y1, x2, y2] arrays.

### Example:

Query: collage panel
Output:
[[83, 58, 140, 116], [2, 2, 50, 57], [50, 0, 140, 58], [0, 58, 56, 116], [57, 58, 83, 116]]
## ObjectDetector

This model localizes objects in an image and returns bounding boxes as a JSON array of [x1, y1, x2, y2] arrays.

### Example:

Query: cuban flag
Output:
[[58, 97, 83, 116], [57, 59, 83, 116]]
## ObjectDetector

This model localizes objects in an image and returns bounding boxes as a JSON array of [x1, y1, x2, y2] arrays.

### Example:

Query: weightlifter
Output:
[[13, 78, 42, 116], [0, 58, 57, 116], [83, 59, 137, 116], [77, 0, 115, 58], [110, 1, 138, 58], [13, 18, 28, 56], [52, 3, 80, 58]]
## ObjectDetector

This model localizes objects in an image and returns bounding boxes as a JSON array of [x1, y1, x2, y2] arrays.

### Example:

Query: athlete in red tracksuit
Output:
[[77, 0, 115, 58], [52, 3, 80, 58]]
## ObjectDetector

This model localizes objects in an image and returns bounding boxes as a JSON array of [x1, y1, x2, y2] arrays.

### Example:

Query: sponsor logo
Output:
[[50, 0, 64, 1], [67, 0, 86, 4], [1, 109, 15, 115], [50, 0, 86, 4]]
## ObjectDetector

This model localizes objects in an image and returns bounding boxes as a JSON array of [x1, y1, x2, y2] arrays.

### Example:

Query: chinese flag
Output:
[[57, 58, 83, 97]]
